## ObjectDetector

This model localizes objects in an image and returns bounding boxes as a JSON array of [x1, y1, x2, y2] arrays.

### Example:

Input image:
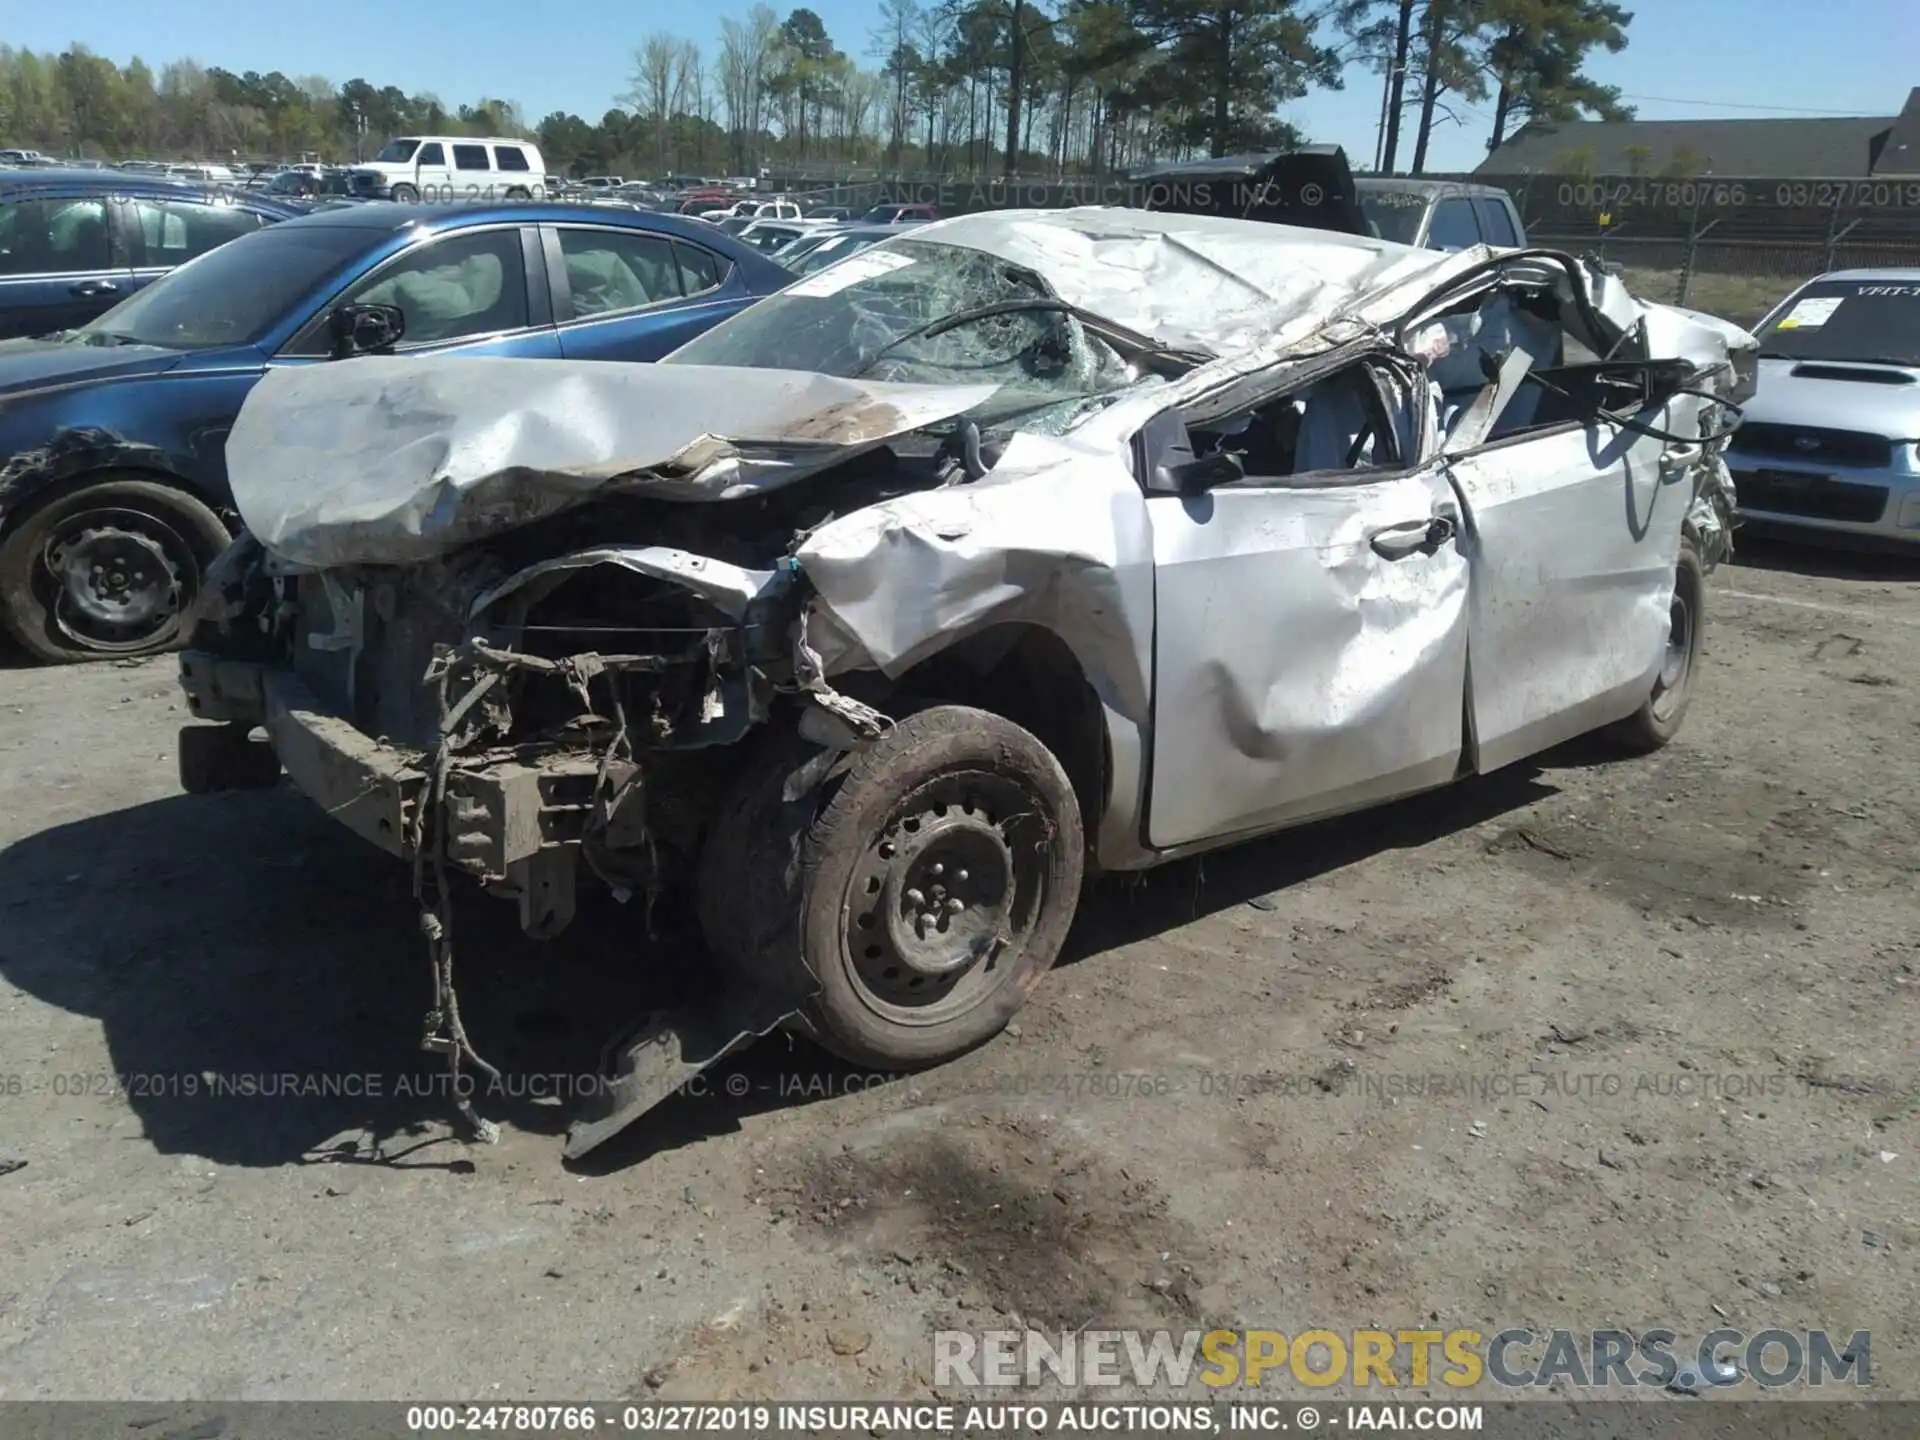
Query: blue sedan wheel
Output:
[[0, 477, 231, 663]]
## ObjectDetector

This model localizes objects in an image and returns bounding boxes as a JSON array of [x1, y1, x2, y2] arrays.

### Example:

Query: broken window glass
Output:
[[664, 239, 1140, 433]]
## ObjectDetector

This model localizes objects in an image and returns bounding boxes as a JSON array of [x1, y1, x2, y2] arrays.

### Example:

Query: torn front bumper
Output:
[[262, 669, 423, 861], [179, 651, 813, 1159], [179, 655, 606, 931]]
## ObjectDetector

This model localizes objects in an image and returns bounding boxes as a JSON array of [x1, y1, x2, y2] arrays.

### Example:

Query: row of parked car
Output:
[[3, 150, 287, 183], [0, 154, 1913, 667]]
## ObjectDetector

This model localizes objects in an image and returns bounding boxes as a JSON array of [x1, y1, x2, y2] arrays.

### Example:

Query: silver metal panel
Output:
[[225, 357, 996, 568], [891, 207, 1470, 355], [1444, 422, 1679, 774], [795, 430, 1159, 728], [1143, 470, 1469, 850]]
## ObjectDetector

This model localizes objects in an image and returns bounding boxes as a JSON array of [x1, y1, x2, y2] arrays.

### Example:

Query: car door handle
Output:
[[1370, 515, 1456, 560], [69, 280, 118, 297]]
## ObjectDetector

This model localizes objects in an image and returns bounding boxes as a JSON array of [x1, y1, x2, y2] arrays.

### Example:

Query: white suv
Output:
[[699, 198, 803, 223], [348, 137, 549, 202]]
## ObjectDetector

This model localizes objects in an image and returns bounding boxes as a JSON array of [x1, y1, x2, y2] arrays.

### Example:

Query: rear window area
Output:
[[1358, 190, 1430, 246]]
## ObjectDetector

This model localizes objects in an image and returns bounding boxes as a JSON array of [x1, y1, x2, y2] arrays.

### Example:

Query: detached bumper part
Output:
[[179, 649, 268, 725], [180, 660, 800, 1152], [180, 663, 609, 933], [563, 993, 805, 1159], [262, 671, 422, 856]]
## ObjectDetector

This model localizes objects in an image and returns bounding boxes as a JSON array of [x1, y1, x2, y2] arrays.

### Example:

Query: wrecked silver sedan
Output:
[[176, 208, 1756, 1156]]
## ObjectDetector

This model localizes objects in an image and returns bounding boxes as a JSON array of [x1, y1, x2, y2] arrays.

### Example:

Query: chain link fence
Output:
[[1485, 172, 1920, 325]]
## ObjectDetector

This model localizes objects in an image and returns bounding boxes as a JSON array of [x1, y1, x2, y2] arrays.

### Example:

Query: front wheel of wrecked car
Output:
[[1605, 537, 1705, 752], [0, 477, 232, 665], [699, 705, 1085, 1071]]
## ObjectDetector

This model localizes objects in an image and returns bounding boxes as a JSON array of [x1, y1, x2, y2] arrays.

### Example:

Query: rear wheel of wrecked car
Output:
[[0, 477, 231, 665], [700, 705, 1084, 1071], [1606, 537, 1704, 752]]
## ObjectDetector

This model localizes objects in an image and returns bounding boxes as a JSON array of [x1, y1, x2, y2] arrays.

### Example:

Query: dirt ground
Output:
[[0, 535, 1914, 1404]]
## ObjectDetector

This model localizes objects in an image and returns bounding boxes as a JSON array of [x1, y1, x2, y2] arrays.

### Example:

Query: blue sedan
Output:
[[0, 168, 305, 340], [0, 201, 790, 662]]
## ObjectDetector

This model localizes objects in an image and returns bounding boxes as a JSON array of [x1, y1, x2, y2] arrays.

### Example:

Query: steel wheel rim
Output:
[[840, 768, 1050, 1026], [1652, 567, 1696, 719], [38, 507, 194, 654]]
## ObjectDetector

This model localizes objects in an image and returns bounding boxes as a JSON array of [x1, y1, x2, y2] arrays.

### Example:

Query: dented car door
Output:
[[1142, 352, 1470, 850], [1425, 265, 1689, 774]]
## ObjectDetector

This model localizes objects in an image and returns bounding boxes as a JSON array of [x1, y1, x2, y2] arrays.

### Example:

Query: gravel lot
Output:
[[0, 537, 1914, 1402]]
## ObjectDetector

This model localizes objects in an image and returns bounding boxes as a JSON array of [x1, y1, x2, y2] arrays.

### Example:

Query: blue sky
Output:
[[9, 0, 1917, 172]]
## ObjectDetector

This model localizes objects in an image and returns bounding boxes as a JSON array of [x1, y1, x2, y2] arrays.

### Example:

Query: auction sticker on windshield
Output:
[[1776, 295, 1843, 328], [785, 248, 918, 297]]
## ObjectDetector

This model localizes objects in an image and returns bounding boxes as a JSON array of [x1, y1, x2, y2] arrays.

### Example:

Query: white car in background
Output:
[[166, 163, 238, 183], [700, 198, 803, 224], [1727, 269, 1920, 548], [346, 137, 548, 203]]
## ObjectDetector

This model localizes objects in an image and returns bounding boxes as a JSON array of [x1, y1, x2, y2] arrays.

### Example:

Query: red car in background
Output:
[[677, 189, 735, 216]]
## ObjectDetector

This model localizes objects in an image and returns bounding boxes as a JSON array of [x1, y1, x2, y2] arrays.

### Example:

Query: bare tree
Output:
[[870, 0, 924, 166], [717, 5, 781, 174], [840, 67, 886, 159], [628, 32, 684, 169]]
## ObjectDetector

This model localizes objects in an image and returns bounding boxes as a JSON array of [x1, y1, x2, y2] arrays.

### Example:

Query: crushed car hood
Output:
[[225, 357, 996, 568], [221, 215, 1747, 574]]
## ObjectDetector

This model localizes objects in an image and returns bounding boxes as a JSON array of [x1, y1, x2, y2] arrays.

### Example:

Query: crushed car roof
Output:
[[905, 206, 1456, 353]]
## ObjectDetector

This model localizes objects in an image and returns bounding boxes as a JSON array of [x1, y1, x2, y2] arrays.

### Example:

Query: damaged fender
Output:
[[793, 428, 1158, 726]]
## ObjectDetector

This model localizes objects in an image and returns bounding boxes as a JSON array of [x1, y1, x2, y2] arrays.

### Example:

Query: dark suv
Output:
[[0, 170, 302, 340]]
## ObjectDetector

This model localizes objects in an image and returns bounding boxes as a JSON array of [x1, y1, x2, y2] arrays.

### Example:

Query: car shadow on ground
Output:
[[1730, 533, 1920, 583], [0, 762, 1559, 1174]]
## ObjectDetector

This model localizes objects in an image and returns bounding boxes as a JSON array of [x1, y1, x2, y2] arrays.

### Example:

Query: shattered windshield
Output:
[[664, 239, 1138, 431]]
